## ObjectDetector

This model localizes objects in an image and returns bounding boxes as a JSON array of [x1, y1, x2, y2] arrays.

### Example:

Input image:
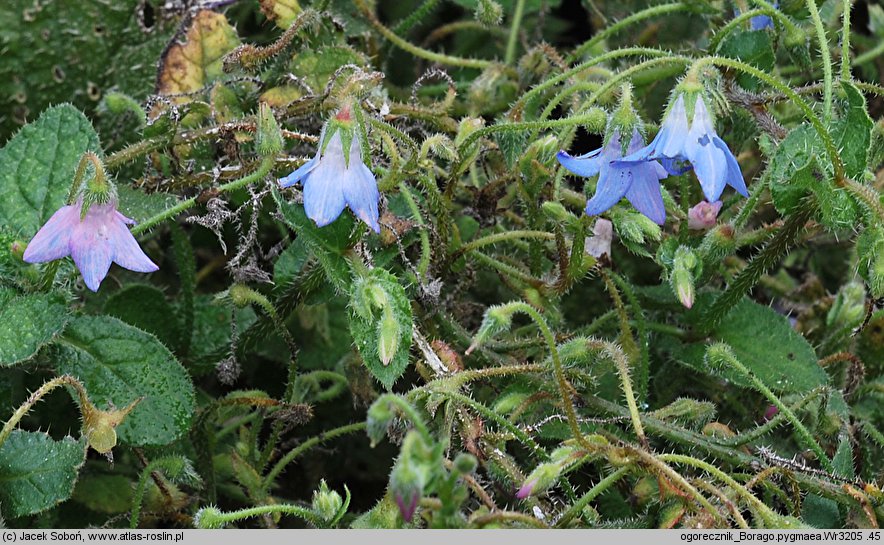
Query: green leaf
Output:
[[717, 30, 775, 91], [831, 82, 873, 180], [55, 315, 195, 446], [679, 298, 827, 394], [0, 0, 179, 137], [0, 431, 86, 519], [0, 105, 100, 236], [103, 284, 180, 350], [71, 473, 133, 514], [349, 269, 413, 390], [116, 185, 180, 224], [273, 187, 356, 292], [0, 289, 69, 366], [768, 124, 858, 231], [494, 129, 527, 169], [801, 493, 841, 529]]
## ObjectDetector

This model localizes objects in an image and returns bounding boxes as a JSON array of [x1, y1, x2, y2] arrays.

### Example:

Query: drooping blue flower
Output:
[[22, 199, 158, 291], [616, 94, 748, 203], [278, 112, 380, 233], [557, 129, 669, 225]]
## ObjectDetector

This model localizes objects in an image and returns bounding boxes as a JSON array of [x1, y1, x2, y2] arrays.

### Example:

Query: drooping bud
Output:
[[366, 398, 396, 447], [389, 431, 434, 522], [312, 480, 344, 522], [256, 102, 283, 157], [541, 201, 573, 224], [670, 246, 699, 309], [516, 461, 564, 499], [193, 506, 226, 529], [466, 303, 515, 355], [687, 200, 722, 230]]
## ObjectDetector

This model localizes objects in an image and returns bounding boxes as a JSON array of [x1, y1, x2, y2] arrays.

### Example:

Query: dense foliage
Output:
[[0, 0, 883, 530]]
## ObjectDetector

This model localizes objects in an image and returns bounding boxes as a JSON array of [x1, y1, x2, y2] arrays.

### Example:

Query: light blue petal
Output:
[[617, 142, 655, 164], [71, 234, 113, 292], [303, 163, 347, 228], [557, 149, 604, 178], [713, 136, 749, 197], [656, 94, 690, 157], [584, 167, 631, 217], [108, 220, 159, 273], [344, 164, 381, 233], [685, 136, 727, 202], [278, 156, 320, 188], [624, 165, 666, 225], [22, 205, 77, 263]]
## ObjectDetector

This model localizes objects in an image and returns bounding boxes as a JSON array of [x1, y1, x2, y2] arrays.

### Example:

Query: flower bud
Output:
[[366, 398, 396, 447], [377, 308, 400, 366], [687, 200, 722, 230], [670, 246, 699, 309], [467, 304, 514, 355], [81, 397, 141, 454], [312, 480, 344, 522], [475, 0, 503, 26], [516, 461, 562, 499], [453, 453, 478, 475], [541, 201, 573, 224], [256, 102, 283, 157], [389, 431, 434, 522]]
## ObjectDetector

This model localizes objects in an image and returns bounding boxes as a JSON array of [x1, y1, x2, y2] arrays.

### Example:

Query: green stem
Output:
[[514, 47, 676, 113], [0, 375, 89, 449], [658, 453, 779, 527], [505, 0, 527, 65], [711, 345, 834, 473], [356, 0, 491, 69], [373, 393, 432, 443], [397, 182, 432, 278], [710, 8, 794, 52], [805, 0, 834, 122], [130, 156, 275, 236], [392, 0, 442, 35], [569, 3, 694, 61], [840, 0, 852, 80], [457, 230, 555, 256], [711, 388, 824, 447], [704, 202, 813, 326], [555, 467, 630, 527], [854, 40, 884, 67], [587, 340, 646, 447], [194, 504, 318, 529], [262, 422, 366, 491]]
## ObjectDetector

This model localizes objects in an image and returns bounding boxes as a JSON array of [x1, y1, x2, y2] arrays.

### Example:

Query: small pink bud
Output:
[[516, 478, 537, 499], [763, 405, 779, 422], [688, 200, 723, 230]]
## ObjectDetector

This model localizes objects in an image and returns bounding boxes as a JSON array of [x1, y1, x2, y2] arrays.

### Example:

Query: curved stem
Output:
[[804, 0, 834, 122], [262, 422, 366, 491], [710, 8, 793, 52], [355, 0, 492, 69], [0, 375, 89, 449], [569, 3, 694, 61], [659, 453, 779, 527], [711, 346, 834, 473], [556, 467, 630, 527], [130, 155, 275, 236], [697, 56, 844, 182]]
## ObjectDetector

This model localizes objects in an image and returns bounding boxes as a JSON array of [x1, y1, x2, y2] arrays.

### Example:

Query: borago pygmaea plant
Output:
[[0, 0, 882, 530]]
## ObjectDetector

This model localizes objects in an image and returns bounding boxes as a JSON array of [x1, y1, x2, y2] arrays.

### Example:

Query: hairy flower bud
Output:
[[475, 0, 503, 26], [312, 480, 344, 522], [256, 102, 283, 157], [670, 246, 699, 309]]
